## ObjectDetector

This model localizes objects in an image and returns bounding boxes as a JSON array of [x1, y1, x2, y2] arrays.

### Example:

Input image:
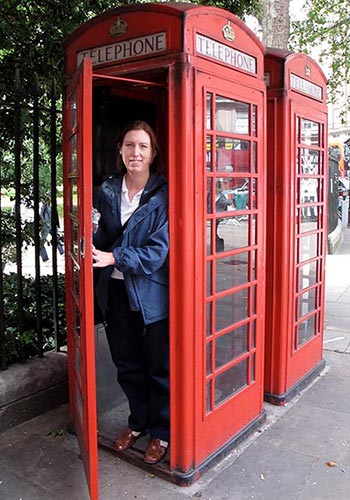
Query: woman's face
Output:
[[119, 129, 154, 177]]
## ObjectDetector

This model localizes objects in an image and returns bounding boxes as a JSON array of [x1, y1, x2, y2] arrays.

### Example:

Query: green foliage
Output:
[[290, 0, 350, 106], [1, 272, 66, 365]]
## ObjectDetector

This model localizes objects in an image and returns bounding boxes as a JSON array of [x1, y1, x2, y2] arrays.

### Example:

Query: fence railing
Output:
[[0, 70, 65, 370]]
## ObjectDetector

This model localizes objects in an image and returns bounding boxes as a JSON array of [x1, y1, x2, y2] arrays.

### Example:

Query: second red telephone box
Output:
[[264, 49, 328, 405]]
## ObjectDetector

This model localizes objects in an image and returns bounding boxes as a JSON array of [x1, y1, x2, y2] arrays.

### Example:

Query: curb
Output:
[[0, 350, 68, 433]]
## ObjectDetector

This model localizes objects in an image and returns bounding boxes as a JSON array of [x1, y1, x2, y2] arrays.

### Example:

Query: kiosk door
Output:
[[194, 73, 265, 460], [64, 57, 98, 500]]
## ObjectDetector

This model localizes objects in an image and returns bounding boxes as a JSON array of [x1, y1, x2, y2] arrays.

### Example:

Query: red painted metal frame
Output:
[[264, 50, 328, 405], [63, 57, 98, 499]]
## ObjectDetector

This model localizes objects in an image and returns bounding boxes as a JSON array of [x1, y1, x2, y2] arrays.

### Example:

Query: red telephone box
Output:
[[264, 49, 328, 405], [63, 4, 266, 496]]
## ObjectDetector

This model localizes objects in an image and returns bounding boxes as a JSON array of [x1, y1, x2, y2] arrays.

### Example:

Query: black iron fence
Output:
[[0, 70, 65, 370]]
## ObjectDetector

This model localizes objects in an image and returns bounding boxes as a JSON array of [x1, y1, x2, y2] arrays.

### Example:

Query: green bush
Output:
[[2, 272, 66, 365]]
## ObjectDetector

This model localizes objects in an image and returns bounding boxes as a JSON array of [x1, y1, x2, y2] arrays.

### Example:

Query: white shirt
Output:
[[111, 175, 143, 279]]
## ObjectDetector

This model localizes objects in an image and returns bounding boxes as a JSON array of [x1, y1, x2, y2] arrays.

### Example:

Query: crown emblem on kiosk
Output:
[[305, 63, 311, 77], [222, 21, 235, 42], [109, 17, 128, 37]]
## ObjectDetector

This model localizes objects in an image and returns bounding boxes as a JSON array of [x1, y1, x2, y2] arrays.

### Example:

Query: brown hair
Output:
[[116, 120, 162, 174]]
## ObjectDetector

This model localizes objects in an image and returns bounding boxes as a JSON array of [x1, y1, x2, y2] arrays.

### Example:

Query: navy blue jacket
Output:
[[93, 172, 169, 325]]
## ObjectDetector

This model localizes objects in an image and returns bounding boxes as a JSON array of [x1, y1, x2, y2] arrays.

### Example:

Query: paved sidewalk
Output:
[[1, 230, 349, 500]]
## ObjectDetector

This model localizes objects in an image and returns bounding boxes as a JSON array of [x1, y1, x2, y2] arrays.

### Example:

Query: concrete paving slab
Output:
[[200, 441, 317, 500], [323, 331, 350, 352], [298, 462, 350, 500], [298, 373, 350, 415], [0, 464, 61, 500], [257, 403, 350, 464]]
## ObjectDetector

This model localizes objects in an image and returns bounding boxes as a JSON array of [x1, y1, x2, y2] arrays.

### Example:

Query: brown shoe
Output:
[[144, 438, 168, 464], [114, 428, 143, 451]]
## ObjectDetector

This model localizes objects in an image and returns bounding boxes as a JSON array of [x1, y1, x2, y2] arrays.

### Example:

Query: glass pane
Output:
[[215, 179, 231, 213], [206, 341, 212, 375], [216, 138, 250, 173], [215, 358, 248, 406], [216, 215, 249, 251], [251, 250, 257, 281], [298, 208, 318, 232], [207, 261, 212, 296], [251, 214, 257, 245], [299, 261, 317, 291], [297, 314, 316, 347], [206, 220, 213, 255], [215, 288, 249, 332], [73, 263, 80, 299], [206, 380, 212, 413], [215, 96, 249, 134], [252, 142, 257, 173], [206, 302, 212, 337], [299, 178, 319, 208], [75, 380, 84, 425], [206, 93, 212, 130], [300, 148, 320, 174], [231, 178, 249, 210], [251, 320, 256, 348], [71, 134, 78, 174], [250, 353, 255, 382], [71, 92, 77, 129], [206, 135, 212, 171], [215, 325, 248, 369], [298, 288, 316, 318], [301, 119, 319, 146], [207, 178, 213, 213], [252, 105, 257, 137], [298, 234, 317, 262], [71, 177, 79, 218], [71, 219, 79, 259], [216, 253, 249, 293]]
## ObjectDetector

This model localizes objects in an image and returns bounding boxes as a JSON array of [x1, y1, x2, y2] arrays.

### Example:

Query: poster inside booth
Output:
[[63, 3, 267, 495]]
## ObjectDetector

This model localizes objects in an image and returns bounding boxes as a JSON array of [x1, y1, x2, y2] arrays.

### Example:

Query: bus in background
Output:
[[329, 142, 348, 178]]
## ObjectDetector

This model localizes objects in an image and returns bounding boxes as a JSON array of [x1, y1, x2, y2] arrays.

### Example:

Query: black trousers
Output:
[[105, 279, 170, 441]]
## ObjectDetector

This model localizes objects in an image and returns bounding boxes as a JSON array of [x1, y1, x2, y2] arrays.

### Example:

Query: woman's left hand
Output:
[[92, 245, 116, 268]]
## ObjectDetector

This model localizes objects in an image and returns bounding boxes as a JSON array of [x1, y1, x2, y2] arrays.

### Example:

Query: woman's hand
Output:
[[92, 245, 116, 268]]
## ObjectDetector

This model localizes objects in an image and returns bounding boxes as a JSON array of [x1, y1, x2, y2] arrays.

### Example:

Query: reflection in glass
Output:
[[206, 379, 212, 413], [298, 234, 317, 262], [251, 320, 256, 348], [216, 253, 249, 293], [72, 219, 79, 259], [207, 261, 212, 297], [301, 119, 319, 146], [215, 179, 231, 213], [298, 288, 316, 318], [250, 353, 255, 382], [71, 92, 77, 129], [206, 93, 212, 130], [206, 220, 213, 255], [299, 178, 319, 214], [206, 342, 212, 375], [215, 288, 249, 332], [216, 138, 250, 173], [300, 148, 320, 174], [299, 261, 317, 291], [216, 216, 249, 251], [70, 134, 78, 174], [297, 314, 315, 346], [71, 178, 79, 218], [207, 178, 213, 213], [215, 96, 249, 134], [215, 358, 248, 406], [252, 105, 257, 137], [206, 136, 212, 171], [298, 208, 318, 232], [206, 302, 212, 337], [251, 250, 257, 281], [215, 325, 248, 369], [252, 142, 257, 173]]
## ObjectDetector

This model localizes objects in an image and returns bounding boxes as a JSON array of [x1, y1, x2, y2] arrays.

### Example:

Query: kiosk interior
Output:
[[63, 4, 267, 496], [264, 49, 328, 405]]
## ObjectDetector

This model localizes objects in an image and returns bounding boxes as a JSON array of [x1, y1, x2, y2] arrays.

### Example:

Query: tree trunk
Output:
[[260, 0, 291, 49]]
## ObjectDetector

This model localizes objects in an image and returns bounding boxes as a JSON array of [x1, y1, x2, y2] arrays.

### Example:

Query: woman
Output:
[[92, 120, 169, 465]]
